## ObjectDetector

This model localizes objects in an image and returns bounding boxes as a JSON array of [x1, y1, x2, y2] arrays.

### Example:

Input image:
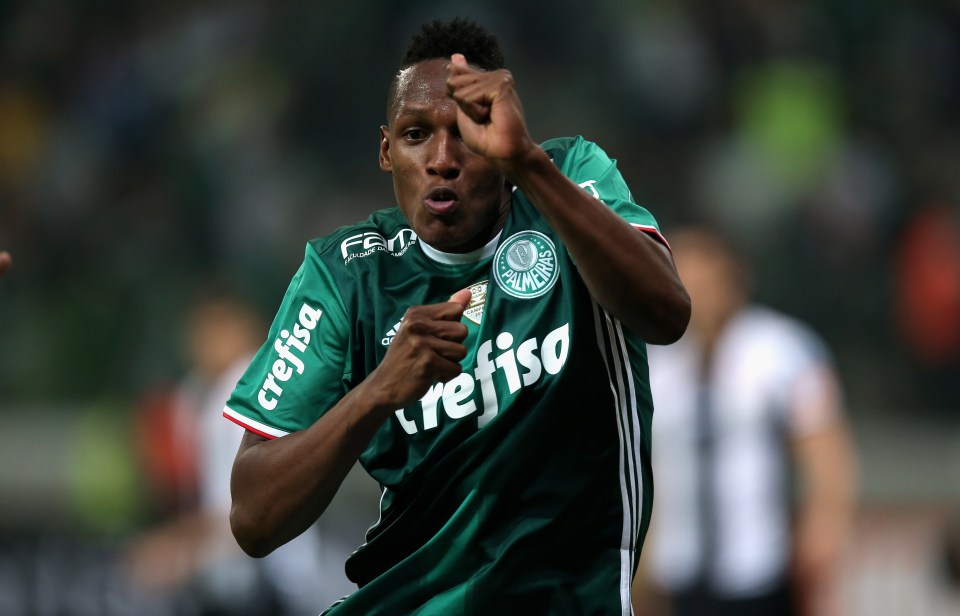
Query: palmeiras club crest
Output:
[[493, 231, 560, 299]]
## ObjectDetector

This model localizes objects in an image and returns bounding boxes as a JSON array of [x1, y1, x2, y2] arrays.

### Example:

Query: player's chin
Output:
[[418, 219, 480, 253]]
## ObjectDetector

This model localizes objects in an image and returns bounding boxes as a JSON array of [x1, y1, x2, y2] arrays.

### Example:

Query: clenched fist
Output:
[[367, 289, 472, 410], [446, 53, 538, 177]]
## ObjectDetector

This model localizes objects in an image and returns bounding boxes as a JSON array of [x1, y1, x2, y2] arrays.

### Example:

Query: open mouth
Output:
[[424, 187, 460, 215]]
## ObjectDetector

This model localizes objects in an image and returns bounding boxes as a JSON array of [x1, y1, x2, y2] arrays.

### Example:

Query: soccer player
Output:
[[642, 227, 858, 616], [224, 18, 690, 615]]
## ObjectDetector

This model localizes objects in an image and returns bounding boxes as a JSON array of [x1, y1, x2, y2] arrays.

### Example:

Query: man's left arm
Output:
[[447, 54, 689, 343], [787, 362, 858, 616], [791, 420, 858, 616]]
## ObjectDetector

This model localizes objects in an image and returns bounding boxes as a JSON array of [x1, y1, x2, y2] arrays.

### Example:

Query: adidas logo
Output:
[[381, 318, 404, 346]]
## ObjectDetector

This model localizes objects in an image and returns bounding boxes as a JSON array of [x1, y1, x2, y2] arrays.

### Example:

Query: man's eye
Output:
[[403, 129, 426, 140]]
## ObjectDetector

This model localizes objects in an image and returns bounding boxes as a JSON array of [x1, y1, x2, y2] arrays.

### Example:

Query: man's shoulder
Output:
[[541, 135, 581, 159], [729, 305, 829, 362], [540, 135, 608, 161], [736, 305, 812, 338], [539, 136, 617, 181], [306, 207, 411, 262]]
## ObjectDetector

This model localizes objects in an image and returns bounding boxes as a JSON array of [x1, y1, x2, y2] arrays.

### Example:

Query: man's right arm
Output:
[[229, 289, 471, 557]]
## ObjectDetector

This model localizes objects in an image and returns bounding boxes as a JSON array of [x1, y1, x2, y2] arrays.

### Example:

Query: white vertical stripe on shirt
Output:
[[592, 300, 640, 616]]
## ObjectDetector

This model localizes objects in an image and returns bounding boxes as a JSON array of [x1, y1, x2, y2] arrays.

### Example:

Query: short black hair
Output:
[[400, 18, 505, 71], [386, 18, 505, 120]]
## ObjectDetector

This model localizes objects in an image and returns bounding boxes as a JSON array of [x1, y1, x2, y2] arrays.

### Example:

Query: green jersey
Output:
[[224, 136, 666, 615]]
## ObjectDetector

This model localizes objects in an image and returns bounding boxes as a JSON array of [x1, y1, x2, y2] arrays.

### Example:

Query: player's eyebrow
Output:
[[391, 103, 446, 127], [394, 104, 430, 118]]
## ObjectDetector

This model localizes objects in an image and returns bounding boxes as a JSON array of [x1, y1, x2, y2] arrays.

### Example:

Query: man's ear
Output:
[[378, 125, 392, 172]]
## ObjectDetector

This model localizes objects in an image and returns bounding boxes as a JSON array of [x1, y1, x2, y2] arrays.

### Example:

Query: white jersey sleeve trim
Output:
[[223, 406, 290, 440]]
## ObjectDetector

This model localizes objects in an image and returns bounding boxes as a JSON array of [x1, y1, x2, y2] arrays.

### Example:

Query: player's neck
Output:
[[420, 230, 503, 264]]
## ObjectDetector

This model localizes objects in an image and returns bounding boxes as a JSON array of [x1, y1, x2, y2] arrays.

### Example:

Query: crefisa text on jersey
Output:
[[257, 303, 323, 411], [394, 323, 570, 435]]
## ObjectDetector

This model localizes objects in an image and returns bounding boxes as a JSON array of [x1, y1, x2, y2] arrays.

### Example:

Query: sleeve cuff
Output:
[[223, 406, 291, 440], [632, 223, 671, 252]]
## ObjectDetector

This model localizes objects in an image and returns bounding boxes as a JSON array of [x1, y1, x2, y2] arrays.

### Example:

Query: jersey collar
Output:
[[418, 231, 502, 265]]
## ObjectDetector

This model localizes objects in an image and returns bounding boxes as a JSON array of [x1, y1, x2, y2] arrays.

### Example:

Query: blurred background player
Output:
[[638, 227, 858, 616], [0, 251, 11, 277], [126, 290, 333, 615]]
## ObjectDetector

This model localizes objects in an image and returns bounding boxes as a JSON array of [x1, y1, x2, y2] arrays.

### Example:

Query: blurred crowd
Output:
[[1, 0, 959, 410], [1, 0, 960, 614]]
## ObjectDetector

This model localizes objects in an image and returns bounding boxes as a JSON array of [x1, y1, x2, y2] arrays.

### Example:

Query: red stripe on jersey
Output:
[[632, 224, 671, 252], [223, 411, 278, 440]]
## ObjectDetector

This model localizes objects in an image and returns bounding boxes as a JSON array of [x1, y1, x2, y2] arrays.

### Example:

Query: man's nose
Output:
[[426, 132, 461, 179]]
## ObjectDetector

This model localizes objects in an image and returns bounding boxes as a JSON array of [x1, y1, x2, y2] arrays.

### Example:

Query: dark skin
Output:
[[229, 55, 689, 558], [380, 58, 512, 253]]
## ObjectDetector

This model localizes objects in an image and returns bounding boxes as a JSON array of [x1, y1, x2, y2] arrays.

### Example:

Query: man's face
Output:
[[673, 236, 746, 340], [380, 59, 509, 253]]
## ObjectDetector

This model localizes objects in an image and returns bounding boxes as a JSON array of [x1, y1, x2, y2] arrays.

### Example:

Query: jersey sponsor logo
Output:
[[341, 229, 417, 264], [579, 179, 600, 198], [493, 231, 560, 299], [257, 303, 323, 411], [578, 178, 636, 203], [381, 318, 404, 346], [463, 280, 488, 325], [394, 322, 570, 435]]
